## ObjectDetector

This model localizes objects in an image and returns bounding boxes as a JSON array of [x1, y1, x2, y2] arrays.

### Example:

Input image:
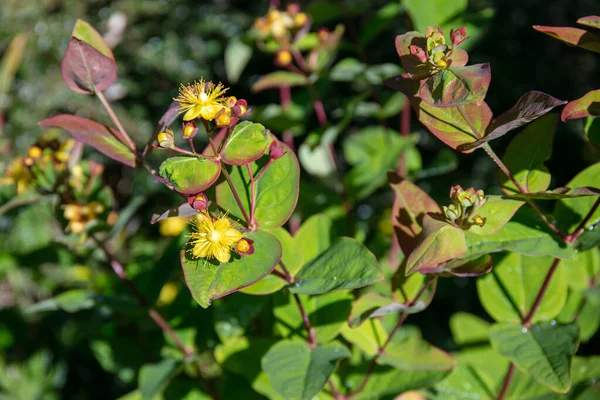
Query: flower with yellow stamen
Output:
[[188, 212, 243, 263], [2, 157, 33, 194], [174, 80, 229, 121]]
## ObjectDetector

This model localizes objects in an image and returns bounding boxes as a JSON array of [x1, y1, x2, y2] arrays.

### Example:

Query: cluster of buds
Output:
[[1, 137, 76, 194], [409, 26, 469, 74], [253, 3, 309, 40], [63, 201, 106, 234], [443, 185, 487, 229], [214, 96, 249, 129]]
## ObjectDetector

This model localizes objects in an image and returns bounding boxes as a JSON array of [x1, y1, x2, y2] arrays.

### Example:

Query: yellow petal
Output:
[[214, 245, 231, 263], [183, 107, 201, 121], [192, 240, 212, 258], [221, 228, 243, 246]]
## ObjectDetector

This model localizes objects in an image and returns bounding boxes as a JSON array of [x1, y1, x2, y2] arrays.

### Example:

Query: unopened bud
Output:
[[226, 96, 238, 108], [233, 99, 248, 117], [471, 215, 486, 227], [182, 121, 198, 139], [294, 12, 308, 27], [410, 45, 427, 63], [275, 50, 292, 67], [269, 141, 286, 160], [318, 27, 329, 42], [28, 146, 42, 158], [157, 129, 174, 148], [215, 111, 232, 128], [188, 193, 208, 211], [235, 238, 255, 257], [286, 3, 301, 15], [443, 204, 460, 222], [69, 220, 85, 234], [450, 27, 468, 47], [63, 204, 80, 221]]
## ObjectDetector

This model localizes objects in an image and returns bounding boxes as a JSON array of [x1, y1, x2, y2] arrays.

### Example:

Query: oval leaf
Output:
[[180, 230, 282, 308], [577, 16, 600, 30], [39, 114, 135, 167], [534, 25, 600, 53], [252, 71, 310, 92], [561, 88, 600, 121], [490, 322, 580, 393], [158, 156, 221, 195], [62, 38, 116, 94], [378, 337, 456, 372], [290, 237, 384, 295], [216, 141, 300, 229], [419, 63, 491, 108], [220, 121, 268, 166]]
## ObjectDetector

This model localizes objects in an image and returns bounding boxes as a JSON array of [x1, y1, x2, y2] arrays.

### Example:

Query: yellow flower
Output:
[[188, 213, 243, 263], [158, 282, 180, 305], [174, 79, 228, 121], [159, 216, 188, 237], [2, 157, 32, 194]]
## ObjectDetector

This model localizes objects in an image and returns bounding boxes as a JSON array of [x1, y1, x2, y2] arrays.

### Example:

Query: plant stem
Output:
[[254, 158, 273, 181], [94, 88, 136, 151], [522, 258, 561, 327], [220, 166, 251, 226], [171, 145, 197, 157], [278, 260, 293, 282], [188, 138, 197, 154], [280, 86, 291, 110], [347, 278, 437, 398], [247, 164, 257, 227], [496, 364, 516, 400], [292, 293, 316, 348], [565, 197, 600, 243], [94, 238, 219, 400]]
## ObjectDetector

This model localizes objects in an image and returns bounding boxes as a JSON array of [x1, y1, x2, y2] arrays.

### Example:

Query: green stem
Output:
[[94, 88, 136, 151], [247, 164, 257, 229]]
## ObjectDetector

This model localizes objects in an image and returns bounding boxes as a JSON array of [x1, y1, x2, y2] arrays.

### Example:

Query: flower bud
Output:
[[63, 204, 81, 221], [410, 45, 427, 63], [443, 204, 461, 222], [188, 193, 209, 211], [233, 99, 248, 117], [286, 3, 301, 16], [235, 238, 255, 257], [318, 27, 329, 42], [215, 110, 232, 128], [69, 220, 85, 234], [157, 128, 174, 148], [450, 27, 468, 47], [226, 96, 238, 108], [28, 146, 42, 159], [269, 140, 286, 160], [182, 121, 198, 139], [471, 215, 486, 227], [294, 12, 308, 27], [275, 50, 293, 67], [473, 189, 487, 208]]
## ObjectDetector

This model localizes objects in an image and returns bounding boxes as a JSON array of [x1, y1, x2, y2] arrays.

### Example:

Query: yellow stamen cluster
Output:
[[443, 185, 487, 229], [253, 7, 308, 39], [174, 79, 229, 121], [188, 212, 244, 264], [63, 201, 105, 234]]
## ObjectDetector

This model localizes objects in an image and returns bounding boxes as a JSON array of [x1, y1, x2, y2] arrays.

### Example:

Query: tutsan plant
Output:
[[1, 3, 599, 399]]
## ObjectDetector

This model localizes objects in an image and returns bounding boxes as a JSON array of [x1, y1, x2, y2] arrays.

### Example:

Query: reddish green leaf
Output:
[[220, 121, 268, 166], [71, 19, 114, 59], [394, 32, 431, 80], [39, 114, 135, 167], [561, 88, 600, 121], [389, 173, 441, 257], [426, 254, 492, 277], [577, 16, 600, 30], [500, 114, 557, 194], [406, 215, 467, 275], [419, 64, 491, 107], [504, 186, 600, 200], [534, 25, 600, 53], [252, 71, 310, 92], [181, 231, 281, 308], [158, 156, 221, 195], [448, 48, 468, 67]]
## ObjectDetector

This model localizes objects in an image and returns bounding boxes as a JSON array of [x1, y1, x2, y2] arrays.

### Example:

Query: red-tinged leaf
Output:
[[561, 89, 600, 121], [405, 214, 467, 275], [394, 32, 432, 80], [71, 19, 114, 59], [448, 49, 468, 67], [419, 254, 492, 277], [577, 16, 600, 30], [420, 63, 491, 108], [389, 173, 441, 257], [533, 25, 600, 53], [458, 91, 566, 151], [251, 71, 310, 92], [416, 100, 493, 152], [150, 203, 197, 224], [158, 101, 181, 127], [383, 73, 420, 98], [39, 114, 136, 167], [61, 39, 117, 94]]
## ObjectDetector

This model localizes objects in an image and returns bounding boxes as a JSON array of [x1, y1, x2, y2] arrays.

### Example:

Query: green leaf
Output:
[[405, 0, 467, 34], [449, 312, 491, 346], [329, 57, 365, 81], [406, 215, 467, 275], [261, 339, 350, 400], [554, 162, 600, 233], [434, 364, 495, 400], [71, 19, 114, 59], [220, 121, 268, 166], [180, 231, 281, 308], [420, 64, 491, 107], [578, 16, 600, 29], [464, 208, 576, 259], [499, 114, 557, 194], [295, 213, 333, 265], [562, 89, 600, 121], [348, 291, 426, 328], [274, 290, 353, 344], [139, 359, 180, 400], [158, 156, 221, 195], [341, 319, 388, 356], [503, 186, 600, 200], [241, 228, 303, 295], [560, 248, 600, 291], [224, 37, 252, 84], [477, 253, 568, 323], [252, 71, 311, 92], [216, 142, 300, 229], [26, 289, 95, 314], [290, 237, 384, 295], [490, 322, 580, 393], [557, 289, 600, 342], [389, 174, 441, 257], [343, 127, 415, 200], [534, 25, 600, 53], [468, 196, 524, 235], [39, 114, 136, 167], [378, 337, 456, 371], [584, 117, 600, 147]]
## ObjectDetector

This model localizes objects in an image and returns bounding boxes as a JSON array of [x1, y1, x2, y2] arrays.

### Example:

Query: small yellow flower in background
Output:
[[158, 282, 180, 305], [1, 157, 33, 194], [174, 79, 229, 121], [188, 212, 243, 263], [159, 216, 188, 237]]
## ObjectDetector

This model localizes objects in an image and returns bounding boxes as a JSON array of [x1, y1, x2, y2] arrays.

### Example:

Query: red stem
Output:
[[496, 364, 515, 400], [565, 197, 600, 243], [280, 86, 291, 110], [293, 293, 316, 349], [247, 164, 257, 229], [94, 87, 136, 151], [522, 258, 561, 327]]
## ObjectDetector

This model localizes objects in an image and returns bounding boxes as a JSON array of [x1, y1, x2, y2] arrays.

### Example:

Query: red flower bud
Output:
[[410, 45, 428, 63], [182, 121, 198, 139], [450, 27, 468, 47], [269, 141, 286, 160], [187, 193, 209, 211]]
